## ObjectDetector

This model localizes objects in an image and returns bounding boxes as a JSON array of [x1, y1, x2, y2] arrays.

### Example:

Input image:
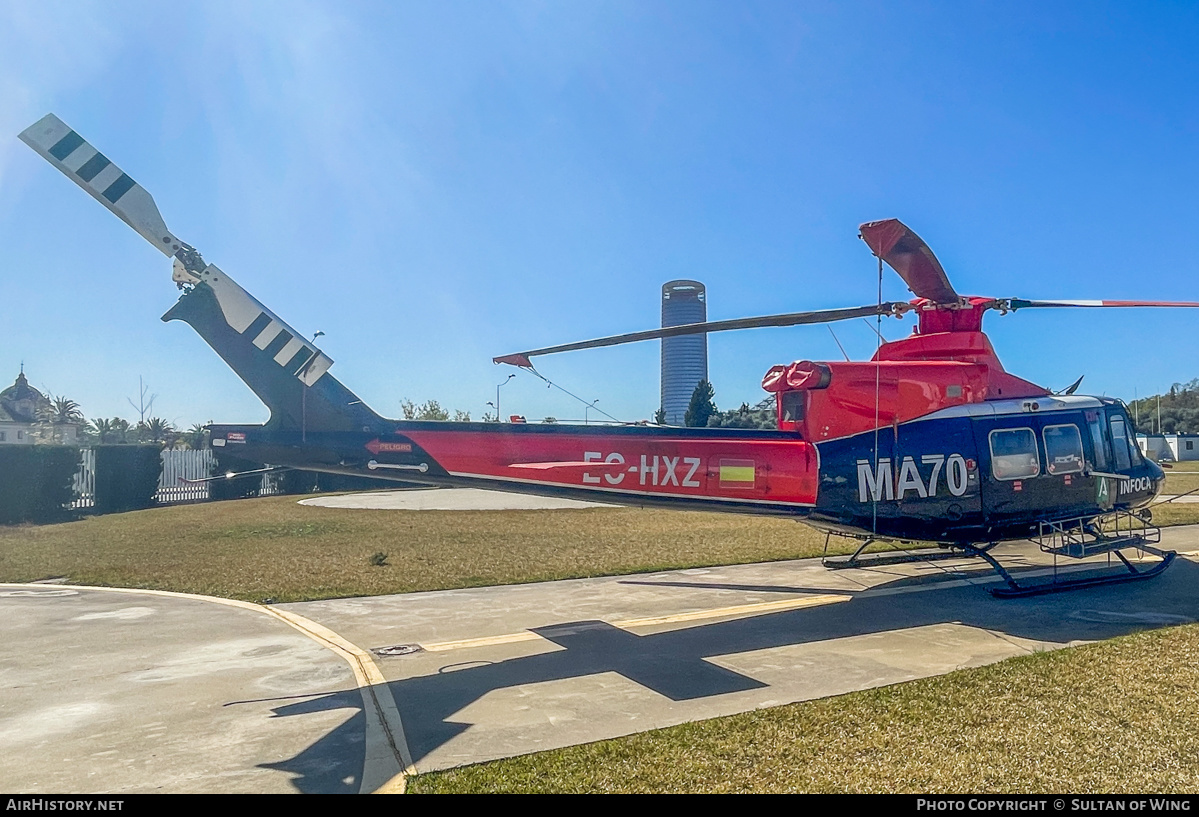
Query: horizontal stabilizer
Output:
[[19, 113, 182, 256]]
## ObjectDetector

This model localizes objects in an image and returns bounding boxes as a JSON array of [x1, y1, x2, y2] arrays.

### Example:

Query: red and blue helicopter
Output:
[[20, 113, 1198, 596]]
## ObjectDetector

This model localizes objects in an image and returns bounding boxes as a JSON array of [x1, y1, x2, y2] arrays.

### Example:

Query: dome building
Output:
[[0, 369, 77, 445]]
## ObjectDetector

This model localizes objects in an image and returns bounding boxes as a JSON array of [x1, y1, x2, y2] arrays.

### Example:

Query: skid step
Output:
[[1041, 534, 1152, 559]]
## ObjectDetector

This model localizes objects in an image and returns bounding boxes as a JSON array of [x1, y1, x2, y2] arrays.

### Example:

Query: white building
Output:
[[0, 370, 78, 445], [1136, 433, 1199, 462]]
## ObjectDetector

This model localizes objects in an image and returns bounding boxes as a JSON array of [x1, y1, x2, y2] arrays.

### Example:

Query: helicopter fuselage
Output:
[[211, 393, 1161, 546]]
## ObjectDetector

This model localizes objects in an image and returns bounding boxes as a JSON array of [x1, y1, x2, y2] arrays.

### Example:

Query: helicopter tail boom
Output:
[[20, 113, 383, 435]]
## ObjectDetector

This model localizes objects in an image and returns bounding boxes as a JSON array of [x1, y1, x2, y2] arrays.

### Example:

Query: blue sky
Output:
[[2, 1, 1198, 427]]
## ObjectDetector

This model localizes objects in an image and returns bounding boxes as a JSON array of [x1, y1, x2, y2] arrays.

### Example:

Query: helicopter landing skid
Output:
[[963, 511, 1176, 598], [821, 534, 991, 570]]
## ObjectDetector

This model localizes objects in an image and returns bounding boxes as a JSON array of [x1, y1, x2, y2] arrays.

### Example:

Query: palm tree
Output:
[[139, 417, 177, 446], [182, 423, 210, 450], [36, 395, 85, 444], [90, 418, 116, 443], [44, 396, 84, 425], [109, 417, 130, 443]]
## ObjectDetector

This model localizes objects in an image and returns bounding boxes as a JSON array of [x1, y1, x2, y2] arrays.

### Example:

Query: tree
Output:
[[182, 423, 210, 450], [400, 398, 457, 421], [684, 380, 717, 428], [653, 408, 667, 425], [706, 398, 777, 429], [136, 417, 177, 447], [35, 395, 85, 444], [109, 417, 131, 443]]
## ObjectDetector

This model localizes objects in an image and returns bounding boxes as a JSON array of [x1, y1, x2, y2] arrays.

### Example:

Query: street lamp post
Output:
[[495, 374, 515, 422], [585, 399, 599, 425], [300, 331, 325, 442]]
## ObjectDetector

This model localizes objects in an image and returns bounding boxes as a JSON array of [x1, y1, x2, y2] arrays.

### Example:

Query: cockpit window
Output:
[[990, 428, 1040, 481], [1086, 410, 1109, 471], [1043, 424, 1084, 475], [1110, 417, 1132, 471]]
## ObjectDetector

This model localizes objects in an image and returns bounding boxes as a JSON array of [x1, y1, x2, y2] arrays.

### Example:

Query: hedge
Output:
[[93, 445, 163, 513], [0, 446, 81, 524]]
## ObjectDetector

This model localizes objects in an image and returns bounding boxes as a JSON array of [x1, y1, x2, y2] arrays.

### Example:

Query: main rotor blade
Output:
[[494, 303, 908, 367], [1007, 299, 1199, 310], [859, 219, 959, 304], [19, 113, 185, 256]]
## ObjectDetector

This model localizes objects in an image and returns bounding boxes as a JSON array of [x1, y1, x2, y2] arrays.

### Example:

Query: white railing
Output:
[[70, 448, 282, 509]]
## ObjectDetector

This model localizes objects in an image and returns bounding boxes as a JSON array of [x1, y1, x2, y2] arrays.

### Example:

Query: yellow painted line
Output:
[[419, 593, 850, 653], [264, 607, 418, 790], [423, 631, 543, 652], [0, 582, 415, 794], [613, 593, 850, 628]]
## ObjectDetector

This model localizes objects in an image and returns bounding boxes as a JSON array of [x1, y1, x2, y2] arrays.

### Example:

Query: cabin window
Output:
[[990, 428, 1040, 481], [1042, 424, 1084, 475], [781, 391, 804, 423], [1188, 441, 1195, 452], [1110, 417, 1132, 471]]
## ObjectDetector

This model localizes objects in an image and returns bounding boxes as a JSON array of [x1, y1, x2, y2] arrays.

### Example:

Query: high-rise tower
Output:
[[660, 280, 708, 425]]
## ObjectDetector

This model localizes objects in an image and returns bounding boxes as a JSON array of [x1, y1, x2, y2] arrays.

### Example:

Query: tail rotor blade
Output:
[[494, 302, 910, 366], [19, 113, 183, 256]]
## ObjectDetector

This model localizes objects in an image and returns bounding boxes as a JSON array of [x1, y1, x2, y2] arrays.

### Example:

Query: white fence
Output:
[[71, 448, 283, 509]]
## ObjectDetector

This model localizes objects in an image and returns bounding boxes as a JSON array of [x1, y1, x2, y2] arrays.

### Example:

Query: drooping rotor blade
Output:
[[19, 113, 185, 256], [859, 219, 959, 304], [494, 302, 909, 367], [1006, 299, 1199, 310], [1058, 375, 1085, 396]]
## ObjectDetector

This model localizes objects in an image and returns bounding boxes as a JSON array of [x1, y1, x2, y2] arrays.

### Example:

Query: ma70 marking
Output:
[[856, 454, 970, 502]]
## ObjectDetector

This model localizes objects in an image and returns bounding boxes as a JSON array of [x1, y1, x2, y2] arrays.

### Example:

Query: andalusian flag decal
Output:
[[719, 459, 756, 489]]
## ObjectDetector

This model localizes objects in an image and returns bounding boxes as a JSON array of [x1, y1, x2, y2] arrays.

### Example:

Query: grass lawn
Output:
[[1, 466, 1197, 602], [410, 622, 1199, 793], [0, 496, 843, 602]]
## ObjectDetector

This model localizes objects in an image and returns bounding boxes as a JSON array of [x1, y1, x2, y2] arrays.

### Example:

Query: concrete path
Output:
[[300, 487, 613, 511], [0, 586, 402, 794]]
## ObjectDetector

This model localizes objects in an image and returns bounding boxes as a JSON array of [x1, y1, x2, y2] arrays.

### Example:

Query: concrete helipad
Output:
[[4, 528, 1199, 792], [299, 487, 613, 511], [0, 586, 399, 793]]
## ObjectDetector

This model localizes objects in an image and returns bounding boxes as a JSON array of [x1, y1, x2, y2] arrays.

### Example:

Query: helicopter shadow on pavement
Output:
[[263, 557, 1199, 790]]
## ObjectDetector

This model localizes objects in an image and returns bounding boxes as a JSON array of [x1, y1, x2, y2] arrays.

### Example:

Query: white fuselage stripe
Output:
[[253, 319, 284, 349], [445, 470, 816, 508]]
